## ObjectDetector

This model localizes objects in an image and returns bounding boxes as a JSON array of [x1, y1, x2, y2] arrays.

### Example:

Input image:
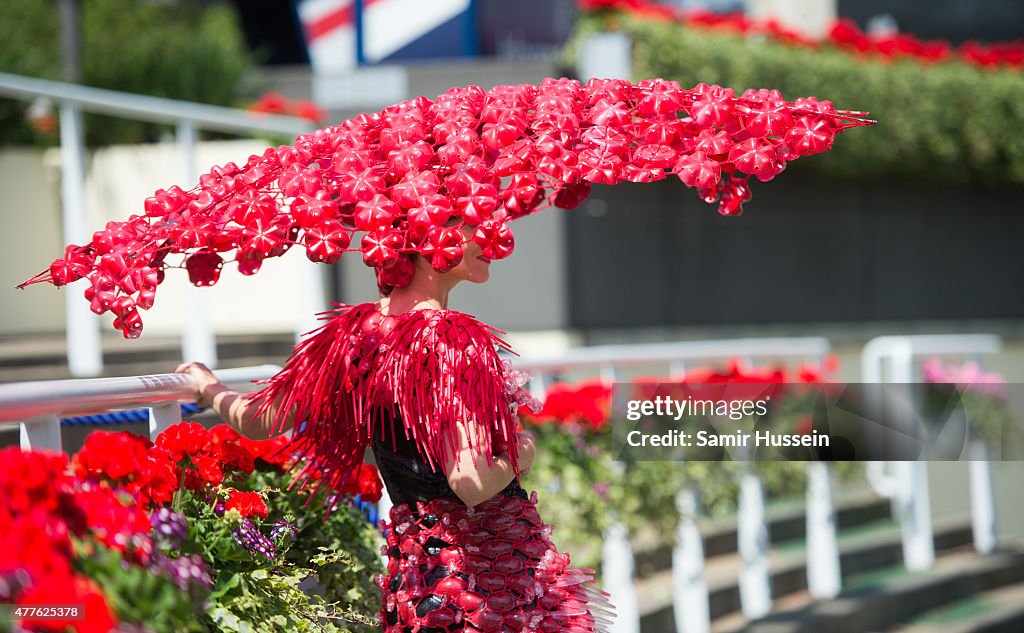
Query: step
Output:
[[890, 581, 1024, 633], [730, 546, 1024, 633], [636, 517, 975, 630]]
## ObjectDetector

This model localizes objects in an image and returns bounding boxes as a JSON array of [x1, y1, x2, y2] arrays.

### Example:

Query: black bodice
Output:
[[370, 410, 527, 507]]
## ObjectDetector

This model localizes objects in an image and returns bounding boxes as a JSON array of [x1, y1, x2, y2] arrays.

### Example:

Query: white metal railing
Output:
[[861, 334, 1003, 572], [514, 336, 835, 633], [0, 365, 280, 451], [0, 72, 320, 377]]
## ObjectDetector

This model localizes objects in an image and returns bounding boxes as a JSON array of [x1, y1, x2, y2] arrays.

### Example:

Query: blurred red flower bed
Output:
[[579, 0, 1024, 70]]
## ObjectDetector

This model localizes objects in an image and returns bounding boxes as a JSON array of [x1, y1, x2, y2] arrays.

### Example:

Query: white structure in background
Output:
[[296, 0, 359, 73], [298, 0, 471, 69], [578, 32, 632, 82], [745, 0, 837, 39], [58, 101, 102, 377], [299, 0, 471, 109], [674, 487, 710, 633], [604, 519, 640, 633], [805, 461, 842, 598], [862, 334, 1003, 570], [362, 0, 470, 64], [738, 472, 772, 618]]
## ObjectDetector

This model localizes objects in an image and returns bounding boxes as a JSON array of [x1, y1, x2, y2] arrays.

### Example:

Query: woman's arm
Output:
[[443, 420, 536, 508], [174, 362, 294, 440]]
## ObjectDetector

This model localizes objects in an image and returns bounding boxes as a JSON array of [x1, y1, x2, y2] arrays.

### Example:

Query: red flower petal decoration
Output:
[[674, 151, 722, 189], [455, 183, 499, 224], [553, 182, 591, 210], [377, 254, 416, 289], [354, 194, 400, 232], [690, 84, 737, 128], [361, 229, 404, 269], [473, 220, 515, 260], [407, 195, 454, 240], [392, 171, 441, 209], [785, 117, 836, 156], [729, 138, 782, 181], [338, 168, 386, 203], [501, 173, 545, 218], [185, 251, 224, 287], [419, 226, 464, 272], [303, 220, 352, 264]]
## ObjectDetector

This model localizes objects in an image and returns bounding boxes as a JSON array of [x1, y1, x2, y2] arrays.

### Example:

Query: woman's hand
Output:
[[516, 430, 536, 478], [174, 361, 226, 408]]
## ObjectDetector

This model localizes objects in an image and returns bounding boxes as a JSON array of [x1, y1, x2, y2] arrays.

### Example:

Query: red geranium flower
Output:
[[239, 435, 293, 470], [156, 422, 211, 463], [224, 490, 269, 519], [355, 463, 383, 502], [73, 430, 152, 482]]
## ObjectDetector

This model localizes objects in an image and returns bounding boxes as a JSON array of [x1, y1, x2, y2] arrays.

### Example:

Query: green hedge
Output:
[[0, 0, 253, 146], [566, 14, 1024, 187]]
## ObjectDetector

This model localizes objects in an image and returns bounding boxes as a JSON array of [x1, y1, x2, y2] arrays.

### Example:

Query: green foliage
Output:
[[251, 470, 384, 627], [566, 14, 1024, 187], [73, 540, 205, 633], [180, 470, 383, 633], [0, 0, 253, 146]]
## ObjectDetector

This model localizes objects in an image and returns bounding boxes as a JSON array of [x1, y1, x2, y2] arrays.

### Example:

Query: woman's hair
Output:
[[376, 253, 417, 296]]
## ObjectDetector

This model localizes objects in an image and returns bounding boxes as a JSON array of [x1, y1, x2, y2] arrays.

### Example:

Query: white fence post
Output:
[[20, 415, 63, 452], [148, 403, 183, 441], [805, 462, 841, 598], [738, 472, 772, 619], [178, 120, 218, 369], [901, 460, 935, 571], [969, 440, 997, 554], [59, 102, 103, 378], [603, 518, 640, 633], [673, 486, 710, 633]]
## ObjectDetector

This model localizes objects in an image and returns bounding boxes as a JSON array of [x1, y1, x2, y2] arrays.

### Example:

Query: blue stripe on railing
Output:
[[60, 403, 207, 426]]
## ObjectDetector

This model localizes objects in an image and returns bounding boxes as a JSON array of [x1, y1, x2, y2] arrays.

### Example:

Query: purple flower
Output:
[[151, 551, 213, 592], [232, 518, 277, 560], [151, 507, 189, 545], [269, 520, 297, 545]]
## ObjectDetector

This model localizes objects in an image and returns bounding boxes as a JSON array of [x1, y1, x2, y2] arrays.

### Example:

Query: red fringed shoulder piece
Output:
[[250, 303, 520, 498]]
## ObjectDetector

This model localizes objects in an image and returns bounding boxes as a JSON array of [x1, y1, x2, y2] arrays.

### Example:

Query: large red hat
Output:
[[21, 77, 872, 338]]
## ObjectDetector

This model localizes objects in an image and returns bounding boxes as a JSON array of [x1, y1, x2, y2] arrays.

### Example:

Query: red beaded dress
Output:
[[250, 302, 614, 632]]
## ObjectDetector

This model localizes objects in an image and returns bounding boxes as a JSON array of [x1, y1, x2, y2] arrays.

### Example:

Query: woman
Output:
[[176, 222, 615, 632], [27, 76, 870, 631]]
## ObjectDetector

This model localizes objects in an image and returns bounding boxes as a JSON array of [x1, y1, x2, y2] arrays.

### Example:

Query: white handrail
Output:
[[0, 365, 279, 423], [0, 72, 315, 136], [514, 336, 830, 374], [0, 365, 280, 452]]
